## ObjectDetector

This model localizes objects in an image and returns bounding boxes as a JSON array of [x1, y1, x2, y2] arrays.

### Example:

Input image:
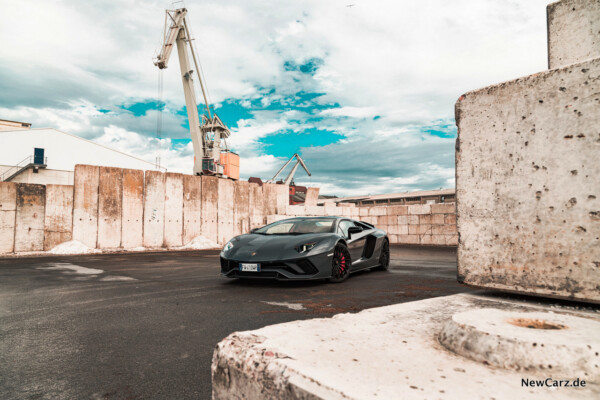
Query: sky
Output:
[[0, 0, 549, 196]]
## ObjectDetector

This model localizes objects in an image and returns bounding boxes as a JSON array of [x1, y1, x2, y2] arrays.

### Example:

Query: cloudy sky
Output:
[[0, 0, 549, 196]]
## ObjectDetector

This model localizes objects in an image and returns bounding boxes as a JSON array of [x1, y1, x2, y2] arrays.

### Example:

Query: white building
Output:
[[0, 127, 163, 185]]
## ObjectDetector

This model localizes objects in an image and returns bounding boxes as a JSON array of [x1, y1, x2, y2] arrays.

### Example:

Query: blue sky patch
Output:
[[258, 128, 344, 157]]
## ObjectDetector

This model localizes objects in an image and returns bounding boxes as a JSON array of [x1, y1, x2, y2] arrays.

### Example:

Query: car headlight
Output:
[[223, 241, 234, 252], [295, 242, 317, 253]]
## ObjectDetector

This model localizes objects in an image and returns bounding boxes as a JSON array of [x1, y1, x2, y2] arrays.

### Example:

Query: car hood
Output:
[[223, 233, 333, 261]]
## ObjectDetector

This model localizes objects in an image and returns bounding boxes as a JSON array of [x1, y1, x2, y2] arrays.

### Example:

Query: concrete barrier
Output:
[[0, 182, 17, 253], [121, 169, 144, 249], [183, 174, 202, 244], [217, 178, 234, 245], [248, 183, 265, 230], [262, 183, 278, 216], [72, 165, 99, 248], [43, 184, 73, 250], [14, 183, 46, 252], [274, 184, 288, 215], [233, 180, 250, 237], [547, 0, 600, 69], [201, 176, 219, 244], [456, 57, 600, 303], [164, 173, 183, 247], [97, 167, 123, 249], [143, 170, 166, 248], [304, 187, 319, 207]]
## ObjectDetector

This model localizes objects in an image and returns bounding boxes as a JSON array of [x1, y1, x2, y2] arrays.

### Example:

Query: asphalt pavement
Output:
[[0, 245, 473, 400]]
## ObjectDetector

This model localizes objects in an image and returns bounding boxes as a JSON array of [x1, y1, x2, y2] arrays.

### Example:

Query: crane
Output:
[[153, 8, 234, 177], [266, 153, 311, 185]]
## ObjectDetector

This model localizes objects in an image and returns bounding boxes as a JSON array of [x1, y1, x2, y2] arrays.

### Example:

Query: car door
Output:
[[338, 220, 368, 263]]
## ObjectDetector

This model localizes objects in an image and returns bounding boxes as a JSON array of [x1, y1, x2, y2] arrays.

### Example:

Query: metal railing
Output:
[[0, 155, 47, 182]]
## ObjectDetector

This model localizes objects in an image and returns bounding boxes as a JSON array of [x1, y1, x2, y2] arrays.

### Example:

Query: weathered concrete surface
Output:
[[201, 176, 219, 244], [217, 178, 234, 245], [143, 170, 165, 248], [0, 182, 17, 253], [455, 58, 600, 303], [274, 184, 289, 214], [14, 184, 46, 252], [249, 183, 265, 230], [97, 167, 123, 249], [304, 187, 319, 207], [43, 184, 73, 250], [233, 180, 249, 237], [121, 169, 144, 249], [547, 0, 600, 69], [262, 183, 278, 216], [164, 173, 183, 247], [212, 293, 600, 400], [72, 165, 99, 249], [183, 174, 202, 244]]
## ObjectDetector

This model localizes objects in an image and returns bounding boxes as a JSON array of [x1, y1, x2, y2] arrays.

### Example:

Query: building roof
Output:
[[320, 188, 455, 204], [0, 128, 162, 172]]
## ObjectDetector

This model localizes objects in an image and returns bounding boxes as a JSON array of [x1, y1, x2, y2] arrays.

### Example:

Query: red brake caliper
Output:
[[340, 255, 346, 272]]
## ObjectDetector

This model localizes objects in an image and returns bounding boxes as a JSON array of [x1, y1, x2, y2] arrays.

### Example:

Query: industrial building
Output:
[[317, 188, 455, 206], [0, 126, 163, 185]]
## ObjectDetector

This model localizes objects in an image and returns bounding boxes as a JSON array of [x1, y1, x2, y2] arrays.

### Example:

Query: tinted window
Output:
[[255, 218, 336, 235], [338, 220, 355, 237]]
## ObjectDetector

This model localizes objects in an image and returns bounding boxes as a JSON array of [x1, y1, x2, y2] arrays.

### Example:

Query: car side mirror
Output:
[[347, 226, 363, 238]]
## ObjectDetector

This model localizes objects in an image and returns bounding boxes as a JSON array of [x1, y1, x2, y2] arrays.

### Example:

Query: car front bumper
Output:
[[220, 251, 333, 280]]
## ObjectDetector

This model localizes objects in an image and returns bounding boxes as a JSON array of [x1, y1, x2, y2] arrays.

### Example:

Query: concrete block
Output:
[[388, 224, 409, 235], [430, 234, 448, 246], [455, 57, 600, 303], [234, 180, 250, 237], [358, 207, 370, 217], [72, 164, 99, 248], [262, 183, 278, 216], [445, 234, 459, 246], [362, 216, 377, 225], [409, 224, 432, 235], [445, 213, 457, 225], [266, 214, 289, 225], [217, 178, 234, 245], [121, 169, 144, 249], [43, 184, 73, 250], [288, 205, 305, 216], [407, 204, 431, 215], [387, 205, 408, 215], [164, 173, 183, 247], [249, 183, 265, 229], [431, 203, 455, 214], [397, 215, 408, 225], [420, 235, 434, 245], [397, 234, 419, 245], [304, 187, 319, 206], [0, 182, 17, 253], [143, 170, 165, 248], [324, 205, 338, 216], [388, 234, 398, 244], [97, 167, 123, 249], [432, 224, 457, 235], [183, 174, 202, 245], [368, 206, 387, 216], [547, 0, 600, 69], [407, 215, 419, 225], [201, 176, 219, 244], [378, 216, 396, 225], [350, 207, 360, 218], [275, 184, 289, 215], [14, 184, 45, 252]]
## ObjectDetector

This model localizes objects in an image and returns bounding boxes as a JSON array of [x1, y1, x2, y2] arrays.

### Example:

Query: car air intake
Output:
[[296, 259, 318, 275]]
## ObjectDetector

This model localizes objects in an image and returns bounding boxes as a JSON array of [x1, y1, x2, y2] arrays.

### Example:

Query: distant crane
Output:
[[153, 8, 238, 178], [266, 153, 311, 186]]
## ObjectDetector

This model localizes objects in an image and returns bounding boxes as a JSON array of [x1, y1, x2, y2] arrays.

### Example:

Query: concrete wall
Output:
[[121, 169, 144, 249], [97, 167, 122, 249], [183, 174, 202, 245], [43, 184, 73, 250], [0, 166, 458, 254], [72, 165, 99, 248], [0, 182, 17, 253], [304, 187, 319, 207], [455, 57, 600, 303], [547, 0, 600, 69], [14, 183, 46, 252]]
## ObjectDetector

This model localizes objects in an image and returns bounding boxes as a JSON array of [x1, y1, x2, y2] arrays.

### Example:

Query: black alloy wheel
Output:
[[377, 239, 390, 271], [328, 243, 351, 283]]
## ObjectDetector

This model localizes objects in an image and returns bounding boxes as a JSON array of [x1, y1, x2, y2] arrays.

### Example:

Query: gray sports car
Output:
[[220, 216, 390, 282]]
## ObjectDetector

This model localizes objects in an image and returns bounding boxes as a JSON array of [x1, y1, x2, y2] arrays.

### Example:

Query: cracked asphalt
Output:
[[0, 245, 473, 400]]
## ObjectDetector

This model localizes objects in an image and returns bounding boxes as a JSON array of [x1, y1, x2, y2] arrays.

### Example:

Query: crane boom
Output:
[[153, 8, 233, 177], [267, 153, 311, 185]]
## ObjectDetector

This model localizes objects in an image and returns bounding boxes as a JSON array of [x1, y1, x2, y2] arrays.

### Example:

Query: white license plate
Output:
[[239, 263, 260, 272]]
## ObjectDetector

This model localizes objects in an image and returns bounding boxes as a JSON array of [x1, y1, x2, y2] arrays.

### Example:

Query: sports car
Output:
[[220, 216, 390, 282]]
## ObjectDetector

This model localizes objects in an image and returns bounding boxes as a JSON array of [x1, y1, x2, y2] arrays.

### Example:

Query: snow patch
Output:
[[263, 301, 306, 311], [100, 275, 137, 282], [38, 263, 104, 275], [48, 240, 101, 255], [180, 236, 220, 250]]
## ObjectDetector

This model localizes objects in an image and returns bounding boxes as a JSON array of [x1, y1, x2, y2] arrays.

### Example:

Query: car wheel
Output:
[[328, 243, 351, 283], [376, 239, 390, 271]]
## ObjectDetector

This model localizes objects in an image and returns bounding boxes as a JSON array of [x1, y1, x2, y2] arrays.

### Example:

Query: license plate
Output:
[[239, 263, 260, 272]]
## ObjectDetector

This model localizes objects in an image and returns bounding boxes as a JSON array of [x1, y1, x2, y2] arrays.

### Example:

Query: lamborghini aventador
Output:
[[220, 216, 390, 283]]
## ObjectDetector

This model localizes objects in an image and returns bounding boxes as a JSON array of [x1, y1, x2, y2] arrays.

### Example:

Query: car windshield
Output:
[[254, 218, 336, 235]]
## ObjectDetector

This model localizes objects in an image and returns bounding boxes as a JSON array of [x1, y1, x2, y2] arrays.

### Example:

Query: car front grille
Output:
[[221, 257, 319, 277]]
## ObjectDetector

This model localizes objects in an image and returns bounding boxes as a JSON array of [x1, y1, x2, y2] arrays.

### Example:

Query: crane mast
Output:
[[266, 153, 311, 185], [154, 8, 232, 177]]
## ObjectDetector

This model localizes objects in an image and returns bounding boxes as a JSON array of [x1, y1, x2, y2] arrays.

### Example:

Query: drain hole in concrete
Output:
[[506, 318, 567, 330]]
